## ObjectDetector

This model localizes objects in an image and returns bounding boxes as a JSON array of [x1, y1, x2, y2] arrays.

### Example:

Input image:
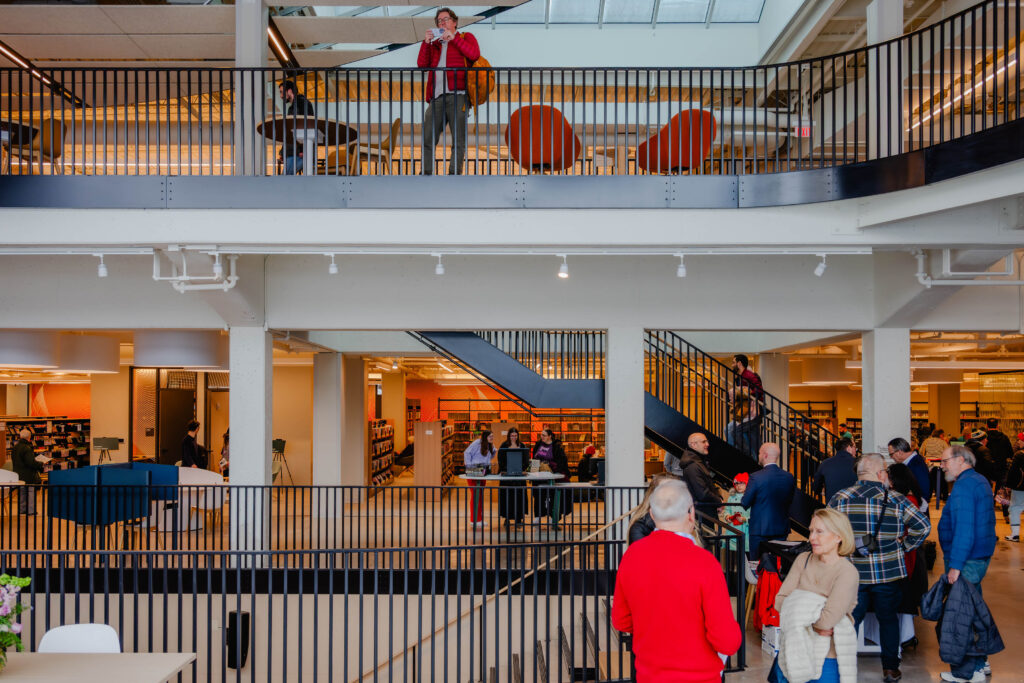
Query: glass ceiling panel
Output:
[[494, 1, 546, 22], [602, 0, 655, 23], [657, 0, 712, 23], [549, 0, 600, 23], [710, 0, 766, 22]]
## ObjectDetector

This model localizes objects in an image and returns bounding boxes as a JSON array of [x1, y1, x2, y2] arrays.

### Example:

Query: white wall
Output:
[[90, 366, 131, 463], [273, 365, 313, 485]]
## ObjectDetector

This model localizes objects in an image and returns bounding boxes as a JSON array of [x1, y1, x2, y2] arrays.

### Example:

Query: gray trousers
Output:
[[422, 93, 469, 175]]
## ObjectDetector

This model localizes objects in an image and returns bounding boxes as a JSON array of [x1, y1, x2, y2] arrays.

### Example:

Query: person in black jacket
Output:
[[1002, 434, 1024, 541], [965, 431, 995, 484], [811, 438, 858, 504], [664, 432, 722, 512], [278, 79, 316, 175], [10, 428, 43, 514], [181, 420, 206, 469], [497, 428, 529, 525], [531, 429, 572, 525], [984, 418, 1013, 487]]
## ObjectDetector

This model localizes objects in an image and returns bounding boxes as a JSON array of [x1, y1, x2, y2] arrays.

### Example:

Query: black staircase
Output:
[[412, 329, 830, 531]]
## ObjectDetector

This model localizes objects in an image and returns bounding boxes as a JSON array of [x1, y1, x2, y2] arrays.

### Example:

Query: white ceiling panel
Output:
[[2, 35, 148, 61], [139, 34, 235, 60], [101, 6, 234, 36], [293, 49, 386, 67], [0, 6, 121, 35]]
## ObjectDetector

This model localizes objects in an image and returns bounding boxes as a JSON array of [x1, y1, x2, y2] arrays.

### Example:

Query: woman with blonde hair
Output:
[[772, 508, 860, 683], [628, 474, 674, 544]]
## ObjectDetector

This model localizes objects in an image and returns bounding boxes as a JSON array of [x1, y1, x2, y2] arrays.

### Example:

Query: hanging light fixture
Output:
[[0, 331, 59, 368], [814, 255, 827, 277], [435, 254, 445, 276], [57, 334, 119, 374], [676, 255, 687, 278], [328, 254, 338, 275], [133, 331, 225, 368], [557, 255, 569, 279], [97, 254, 108, 278]]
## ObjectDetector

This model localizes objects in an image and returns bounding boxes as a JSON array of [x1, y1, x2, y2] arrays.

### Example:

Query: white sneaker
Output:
[[940, 671, 985, 683], [1004, 534, 1019, 542]]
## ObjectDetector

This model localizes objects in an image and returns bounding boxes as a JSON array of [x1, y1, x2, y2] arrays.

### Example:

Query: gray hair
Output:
[[649, 479, 694, 524], [856, 452, 885, 478], [18, 428, 31, 439], [947, 444, 975, 467]]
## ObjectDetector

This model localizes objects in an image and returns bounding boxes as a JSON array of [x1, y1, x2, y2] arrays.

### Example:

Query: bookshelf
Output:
[[368, 419, 395, 487], [438, 399, 604, 471], [405, 398, 421, 445], [413, 420, 456, 490], [2, 417, 91, 470]]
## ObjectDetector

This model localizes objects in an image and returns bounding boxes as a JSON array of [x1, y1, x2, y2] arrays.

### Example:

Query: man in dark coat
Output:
[[984, 418, 1013, 486], [10, 428, 43, 514], [664, 432, 722, 512], [965, 431, 995, 484], [811, 437, 858, 504], [741, 442, 795, 560], [888, 436, 931, 509], [278, 79, 316, 175]]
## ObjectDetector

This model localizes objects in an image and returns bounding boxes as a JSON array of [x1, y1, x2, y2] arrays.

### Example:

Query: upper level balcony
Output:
[[0, 0, 1022, 210]]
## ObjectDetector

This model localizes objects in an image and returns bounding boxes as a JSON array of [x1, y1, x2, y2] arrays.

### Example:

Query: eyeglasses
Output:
[[939, 456, 962, 464], [436, 16, 454, 24]]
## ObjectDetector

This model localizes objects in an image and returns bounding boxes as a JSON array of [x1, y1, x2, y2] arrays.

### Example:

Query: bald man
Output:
[[664, 432, 722, 510], [741, 443, 795, 560]]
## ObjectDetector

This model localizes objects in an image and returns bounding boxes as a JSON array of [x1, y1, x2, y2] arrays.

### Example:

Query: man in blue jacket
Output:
[[939, 444, 998, 683], [741, 442, 795, 560], [812, 437, 858, 504], [889, 437, 931, 510]]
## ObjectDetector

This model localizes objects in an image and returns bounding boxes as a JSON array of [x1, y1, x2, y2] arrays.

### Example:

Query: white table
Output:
[[295, 127, 324, 176], [2, 652, 195, 682], [457, 472, 564, 482]]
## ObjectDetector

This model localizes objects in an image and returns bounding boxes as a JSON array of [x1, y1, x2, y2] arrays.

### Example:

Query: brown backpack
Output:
[[465, 54, 495, 107]]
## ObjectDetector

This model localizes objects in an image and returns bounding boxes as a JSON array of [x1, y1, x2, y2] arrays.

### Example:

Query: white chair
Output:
[[38, 623, 121, 653]]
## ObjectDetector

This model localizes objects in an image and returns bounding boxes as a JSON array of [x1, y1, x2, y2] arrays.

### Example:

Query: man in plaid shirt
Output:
[[828, 452, 931, 683]]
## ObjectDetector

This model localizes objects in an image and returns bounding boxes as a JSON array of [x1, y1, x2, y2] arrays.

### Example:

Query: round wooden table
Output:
[[256, 116, 358, 175]]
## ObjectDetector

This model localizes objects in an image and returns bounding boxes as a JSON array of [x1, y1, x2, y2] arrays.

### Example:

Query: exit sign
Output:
[[792, 125, 812, 137]]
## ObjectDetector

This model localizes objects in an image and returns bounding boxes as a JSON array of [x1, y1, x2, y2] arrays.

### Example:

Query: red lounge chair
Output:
[[636, 110, 716, 174], [504, 105, 582, 173]]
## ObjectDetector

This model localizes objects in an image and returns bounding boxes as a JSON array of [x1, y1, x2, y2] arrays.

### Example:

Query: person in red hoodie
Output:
[[612, 479, 742, 682], [417, 7, 480, 175]]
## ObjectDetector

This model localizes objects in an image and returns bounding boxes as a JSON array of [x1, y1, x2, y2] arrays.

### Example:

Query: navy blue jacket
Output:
[[741, 464, 795, 538], [938, 468, 997, 570], [904, 452, 932, 502], [921, 575, 1004, 664], [812, 451, 857, 503]]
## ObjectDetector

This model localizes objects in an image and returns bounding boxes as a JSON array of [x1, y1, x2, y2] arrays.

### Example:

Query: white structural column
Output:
[[605, 327, 646, 489], [861, 328, 911, 455], [757, 353, 790, 464], [229, 326, 273, 552], [234, 0, 267, 176], [866, 0, 904, 158], [312, 352, 343, 517], [341, 355, 368, 488]]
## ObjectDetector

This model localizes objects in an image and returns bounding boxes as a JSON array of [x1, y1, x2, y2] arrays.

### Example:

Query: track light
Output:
[[96, 255, 108, 278], [328, 254, 338, 275], [212, 254, 224, 278], [557, 255, 569, 279], [814, 255, 827, 277], [676, 255, 687, 278], [392, 360, 398, 370], [435, 254, 445, 276]]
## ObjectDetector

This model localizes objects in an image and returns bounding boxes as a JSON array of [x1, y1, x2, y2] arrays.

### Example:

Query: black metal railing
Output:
[[645, 330, 835, 497], [0, 0, 1018, 177], [0, 483, 645, 559], [0, 516, 745, 680], [474, 330, 606, 380]]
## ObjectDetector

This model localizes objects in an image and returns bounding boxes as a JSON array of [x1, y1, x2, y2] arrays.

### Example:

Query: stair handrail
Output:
[[645, 330, 838, 496], [473, 330, 606, 380]]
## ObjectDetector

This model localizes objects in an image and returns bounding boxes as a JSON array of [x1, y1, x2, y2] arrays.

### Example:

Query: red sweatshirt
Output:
[[612, 530, 742, 682], [416, 32, 481, 101]]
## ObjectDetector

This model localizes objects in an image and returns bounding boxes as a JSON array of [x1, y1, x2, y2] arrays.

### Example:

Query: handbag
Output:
[[855, 490, 889, 557]]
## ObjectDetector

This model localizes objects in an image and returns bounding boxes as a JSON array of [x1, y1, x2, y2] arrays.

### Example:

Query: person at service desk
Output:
[[11, 428, 43, 514], [417, 7, 479, 175], [531, 428, 571, 525], [463, 429, 496, 529], [497, 427, 529, 526], [773, 508, 860, 683]]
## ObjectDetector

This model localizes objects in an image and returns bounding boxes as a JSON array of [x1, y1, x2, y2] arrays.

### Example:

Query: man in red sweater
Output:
[[612, 479, 742, 682], [416, 7, 480, 175]]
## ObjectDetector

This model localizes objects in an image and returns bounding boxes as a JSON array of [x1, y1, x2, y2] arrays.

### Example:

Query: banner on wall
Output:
[[29, 384, 91, 419]]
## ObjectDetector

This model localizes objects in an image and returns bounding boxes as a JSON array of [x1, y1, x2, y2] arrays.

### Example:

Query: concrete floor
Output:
[[730, 508, 1024, 683]]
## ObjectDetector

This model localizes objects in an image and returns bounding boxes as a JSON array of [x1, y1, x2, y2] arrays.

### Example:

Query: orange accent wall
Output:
[[29, 384, 91, 419], [405, 381, 505, 421]]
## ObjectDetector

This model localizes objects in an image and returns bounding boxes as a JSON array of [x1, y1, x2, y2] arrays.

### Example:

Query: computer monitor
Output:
[[500, 447, 529, 476]]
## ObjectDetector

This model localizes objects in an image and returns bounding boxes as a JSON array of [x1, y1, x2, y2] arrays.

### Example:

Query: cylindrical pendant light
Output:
[[133, 331, 225, 368], [58, 334, 120, 374], [0, 331, 59, 368], [801, 358, 859, 385]]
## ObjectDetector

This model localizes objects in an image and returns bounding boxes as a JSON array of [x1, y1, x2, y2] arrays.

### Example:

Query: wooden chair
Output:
[[3, 118, 67, 174], [503, 105, 581, 174], [635, 109, 716, 174], [316, 141, 361, 176], [356, 117, 402, 174]]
